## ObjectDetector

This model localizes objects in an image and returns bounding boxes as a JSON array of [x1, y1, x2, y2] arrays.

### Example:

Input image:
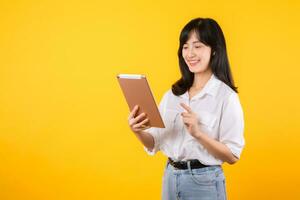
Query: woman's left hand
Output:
[[180, 103, 202, 138]]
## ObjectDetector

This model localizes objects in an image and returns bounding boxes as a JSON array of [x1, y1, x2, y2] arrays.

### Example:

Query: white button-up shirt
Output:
[[144, 74, 245, 165]]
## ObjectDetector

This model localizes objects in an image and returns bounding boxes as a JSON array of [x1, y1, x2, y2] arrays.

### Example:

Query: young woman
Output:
[[128, 18, 245, 200]]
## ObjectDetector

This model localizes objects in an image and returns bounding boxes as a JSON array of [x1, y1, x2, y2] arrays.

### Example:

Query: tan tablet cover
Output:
[[117, 74, 165, 128]]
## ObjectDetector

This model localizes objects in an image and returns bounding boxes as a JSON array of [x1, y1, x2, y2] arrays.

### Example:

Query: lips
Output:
[[187, 60, 200, 66]]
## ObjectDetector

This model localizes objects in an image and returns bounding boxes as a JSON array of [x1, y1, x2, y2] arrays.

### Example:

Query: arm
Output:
[[132, 130, 155, 152], [180, 99, 244, 165], [194, 131, 238, 164], [128, 105, 155, 151], [128, 92, 169, 154]]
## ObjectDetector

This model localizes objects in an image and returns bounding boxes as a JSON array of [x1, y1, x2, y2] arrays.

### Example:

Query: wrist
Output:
[[194, 130, 204, 140], [133, 130, 142, 134]]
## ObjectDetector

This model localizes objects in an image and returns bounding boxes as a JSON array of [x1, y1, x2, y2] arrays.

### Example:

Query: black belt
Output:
[[168, 158, 209, 170]]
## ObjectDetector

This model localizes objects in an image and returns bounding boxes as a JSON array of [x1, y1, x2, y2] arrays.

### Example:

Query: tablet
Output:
[[117, 74, 165, 128]]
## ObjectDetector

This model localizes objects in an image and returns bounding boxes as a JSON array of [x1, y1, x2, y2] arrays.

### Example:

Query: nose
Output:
[[186, 47, 196, 58]]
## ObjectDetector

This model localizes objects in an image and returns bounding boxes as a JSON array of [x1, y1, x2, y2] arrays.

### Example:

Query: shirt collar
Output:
[[179, 74, 221, 100]]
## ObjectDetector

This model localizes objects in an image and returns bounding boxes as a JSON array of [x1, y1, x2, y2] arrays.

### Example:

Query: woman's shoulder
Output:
[[215, 79, 239, 102], [160, 89, 172, 103], [161, 89, 174, 99], [159, 89, 182, 108]]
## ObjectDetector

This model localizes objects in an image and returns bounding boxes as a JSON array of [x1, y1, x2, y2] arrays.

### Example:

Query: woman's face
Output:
[[182, 31, 212, 74]]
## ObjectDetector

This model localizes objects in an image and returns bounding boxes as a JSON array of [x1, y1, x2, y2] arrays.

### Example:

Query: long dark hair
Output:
[[172, 18, 238, 95]]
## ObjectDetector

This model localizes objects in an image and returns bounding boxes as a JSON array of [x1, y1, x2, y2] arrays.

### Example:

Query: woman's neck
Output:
[[191, 69, 213, 89]]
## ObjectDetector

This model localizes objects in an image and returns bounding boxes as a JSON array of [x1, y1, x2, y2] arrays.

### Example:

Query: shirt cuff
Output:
[[143, 128, 160, 156], [224, 143, 244, 159]]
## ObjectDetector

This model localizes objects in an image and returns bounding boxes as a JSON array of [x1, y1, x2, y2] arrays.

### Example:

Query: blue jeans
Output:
[[162, 162, 227, 200]]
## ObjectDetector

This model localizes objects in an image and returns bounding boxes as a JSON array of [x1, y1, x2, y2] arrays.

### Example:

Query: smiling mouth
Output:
[[188, 60, 200, 66]]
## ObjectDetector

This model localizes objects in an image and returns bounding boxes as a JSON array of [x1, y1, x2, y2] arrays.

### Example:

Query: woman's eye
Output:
[[195, 46, 202, 48], [183, 46, 188, 49]]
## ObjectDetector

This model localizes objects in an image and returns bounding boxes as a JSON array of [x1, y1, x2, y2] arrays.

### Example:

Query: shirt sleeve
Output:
[[143, 91, 169, 155], [219, 92, 245, 159]]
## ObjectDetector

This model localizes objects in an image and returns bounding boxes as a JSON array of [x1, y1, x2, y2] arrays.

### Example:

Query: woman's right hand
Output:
[[128, 105, 150, 133]]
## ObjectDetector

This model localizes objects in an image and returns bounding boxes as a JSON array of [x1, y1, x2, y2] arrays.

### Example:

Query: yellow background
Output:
[[1, 0, 299, 199]]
